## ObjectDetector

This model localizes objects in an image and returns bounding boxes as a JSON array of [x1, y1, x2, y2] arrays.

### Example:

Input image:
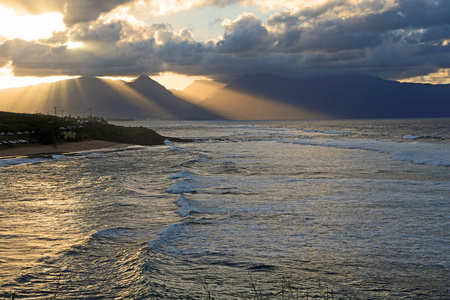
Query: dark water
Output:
[[1, 119, 449, 299]]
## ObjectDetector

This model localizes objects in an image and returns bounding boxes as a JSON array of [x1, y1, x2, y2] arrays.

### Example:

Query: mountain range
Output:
[[0, 74, 449, 120], [0, 76, 217, 120], [191, 74, 450, 120]]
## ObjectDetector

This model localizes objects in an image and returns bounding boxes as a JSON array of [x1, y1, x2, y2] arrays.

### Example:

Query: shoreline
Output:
[[0, 140, 133, 159]]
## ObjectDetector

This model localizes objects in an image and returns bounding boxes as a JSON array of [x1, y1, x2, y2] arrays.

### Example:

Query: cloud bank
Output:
[[0, 0, 449, 82]]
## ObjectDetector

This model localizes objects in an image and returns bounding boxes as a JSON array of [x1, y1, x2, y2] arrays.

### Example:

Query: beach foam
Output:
[[279, 138, 450, 166], [0, 156, 55, 167]]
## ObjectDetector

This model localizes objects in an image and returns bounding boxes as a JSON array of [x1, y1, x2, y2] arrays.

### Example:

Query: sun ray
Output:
[[100, 78, 171, 117], [0, 62, 76, 91], [195, 86, 327, 120], [173, 80, 226, 105]]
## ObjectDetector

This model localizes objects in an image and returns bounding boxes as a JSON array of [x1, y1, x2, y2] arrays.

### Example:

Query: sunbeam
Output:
[[174, 80, 227, 105], [101, 78, 171, 117], [194, 86, 327, 120]]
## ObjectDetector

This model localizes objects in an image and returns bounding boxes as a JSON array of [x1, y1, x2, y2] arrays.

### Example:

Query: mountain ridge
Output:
[[196, 73, 450, 119], [0, 74, 449, 120], [0, 76, 218, 120]]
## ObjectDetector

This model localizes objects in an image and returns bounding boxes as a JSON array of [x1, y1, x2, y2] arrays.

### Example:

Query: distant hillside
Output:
[[0, 76, 218, 120], [172, 80, 227, 105], [197, 74, 450, 120], [1, 74, 449, 120]]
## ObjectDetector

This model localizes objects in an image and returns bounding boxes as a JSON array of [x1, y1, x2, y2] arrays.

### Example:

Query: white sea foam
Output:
[[169, 171, 196, 179], [174, 194, 202, 217], [167, 179, 197, 194], [187, 157, 212, 164], [322, 130, 347, 135], [403, 135, 423, 140], [51, 155, 66, 159], [0, 157, 49, 167], [303, 129, 347, 135], [279, 138, 450, 166], [225, 124, 257, 128]]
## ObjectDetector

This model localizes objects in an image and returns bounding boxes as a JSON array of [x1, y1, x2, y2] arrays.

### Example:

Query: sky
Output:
[[0, 0, 449, 90]]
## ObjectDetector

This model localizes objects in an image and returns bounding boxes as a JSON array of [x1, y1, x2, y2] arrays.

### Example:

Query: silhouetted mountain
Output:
[[0, 76, 219, 120], [198, 74, 450, 119], [172, 80, 227, 105], [1, 74, 448, 120]]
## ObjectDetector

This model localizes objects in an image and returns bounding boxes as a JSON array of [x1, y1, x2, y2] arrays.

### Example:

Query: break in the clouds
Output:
[[0, 0, 449, 82], [0, 0, 134, 26]]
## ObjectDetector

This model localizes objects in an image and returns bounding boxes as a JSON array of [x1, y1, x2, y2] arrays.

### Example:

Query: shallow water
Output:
[[1, 119, 449, 299]]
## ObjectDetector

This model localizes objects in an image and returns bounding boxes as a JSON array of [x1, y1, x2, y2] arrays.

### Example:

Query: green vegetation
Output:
[[5, 274, 339, 300], [0, 111, 171, 148], [75, 122, 166, 145], [0, 111, 76, 145], [192, 274, 338, 300]]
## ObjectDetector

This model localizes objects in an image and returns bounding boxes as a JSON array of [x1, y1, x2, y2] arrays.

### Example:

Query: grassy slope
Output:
[[0, 111, 168, 147], [76, 122, 166, 145]]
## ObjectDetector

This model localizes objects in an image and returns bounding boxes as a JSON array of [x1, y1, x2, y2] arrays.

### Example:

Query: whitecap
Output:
[[322, 130, 347, 135], [279, 138, 450, 167], [164, 139, 174, 146], [174, 194, 202, 217], [169, 171, 196, 179], [167, 179, 197, 194], [403, 135, 423, 140], [0, 157, 48, 167]]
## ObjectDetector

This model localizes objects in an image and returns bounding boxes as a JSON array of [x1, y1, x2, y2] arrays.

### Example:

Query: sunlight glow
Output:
[[99, 76, 136, 82], [0, 62, 76, 90], [101, 73, 212, 90], [0, 77, 66, 114], [174, 80, 226, 105], [133, 0, 208, 16], [195, 86, 326, 120], [150, 72, 212, 90], [399, 68, 450, 85], [101, 78, 171, 117], [67, 41, 84, 49], [0, 5, 65, 41], [244, 0, 398, 13]]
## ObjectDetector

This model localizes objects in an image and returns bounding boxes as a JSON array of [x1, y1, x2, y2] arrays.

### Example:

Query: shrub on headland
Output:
[[74, 122, 166, 145], [0, 111, 174, 147]]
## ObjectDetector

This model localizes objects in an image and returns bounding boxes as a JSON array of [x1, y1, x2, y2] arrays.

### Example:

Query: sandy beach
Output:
[[0, 140, 132, 158]]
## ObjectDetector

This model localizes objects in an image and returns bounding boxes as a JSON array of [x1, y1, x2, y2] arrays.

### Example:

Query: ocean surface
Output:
[[1, 119, 449, 299]]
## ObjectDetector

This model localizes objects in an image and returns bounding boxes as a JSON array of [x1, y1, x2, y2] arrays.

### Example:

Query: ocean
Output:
[[1, 119, 449, 299]]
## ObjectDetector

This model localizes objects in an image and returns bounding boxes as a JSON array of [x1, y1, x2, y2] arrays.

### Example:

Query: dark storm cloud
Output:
[[347, 0, 450, 32], [217, 13, 271, 55], [39, 30, 70, 45], [1, 35, 161, 77], [258, 0, 450, 79], [419, 25, 450, 43], [0, 0, 449, 81], [71, 21, 124, 44], [293, 0, 348, 19], [62, 0, 134, 26]]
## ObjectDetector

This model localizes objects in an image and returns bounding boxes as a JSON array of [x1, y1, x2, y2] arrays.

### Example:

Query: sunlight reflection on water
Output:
[[1, 119, 449, 299]]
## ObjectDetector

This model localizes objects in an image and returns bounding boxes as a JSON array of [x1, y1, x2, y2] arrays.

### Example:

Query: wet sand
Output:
[[0, 140, 132, 158]]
